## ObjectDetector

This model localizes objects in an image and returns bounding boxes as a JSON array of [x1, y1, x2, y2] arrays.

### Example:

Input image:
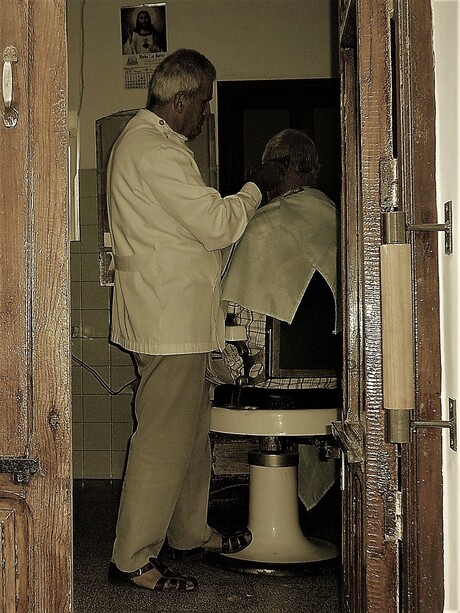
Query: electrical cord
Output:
[[72, 354, 138, 395]]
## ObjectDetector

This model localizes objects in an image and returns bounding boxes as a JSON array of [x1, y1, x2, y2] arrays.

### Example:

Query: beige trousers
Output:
[[112, 353, 213, 572]]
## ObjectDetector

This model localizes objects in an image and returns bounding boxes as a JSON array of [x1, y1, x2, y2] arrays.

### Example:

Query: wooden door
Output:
[[0, 1, 72, 611], [336, 1, 444, 611]]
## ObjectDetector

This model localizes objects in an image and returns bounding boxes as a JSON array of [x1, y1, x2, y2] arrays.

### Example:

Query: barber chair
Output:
[[210, 272, 341, 569]]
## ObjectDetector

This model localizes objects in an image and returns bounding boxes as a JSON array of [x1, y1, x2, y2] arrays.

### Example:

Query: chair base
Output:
[[224, 533, 338, 565], [204, 551, 338, 576], [209, 399, 340, 569], [213, 457, 338, 567]]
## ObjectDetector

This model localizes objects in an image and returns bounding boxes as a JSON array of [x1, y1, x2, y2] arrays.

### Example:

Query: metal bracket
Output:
[[0, 457, 39, 484], [331, 420, 364, 464], [408, 200, 453, 255], [382, 201, 453, 254], [386, 398, 457, 451], [412, 397, 457, 452]]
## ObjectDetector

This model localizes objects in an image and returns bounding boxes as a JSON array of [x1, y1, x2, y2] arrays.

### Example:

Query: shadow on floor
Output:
[[73, 479, 342, 613]]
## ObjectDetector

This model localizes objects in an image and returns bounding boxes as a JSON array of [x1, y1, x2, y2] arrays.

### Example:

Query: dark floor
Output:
[[73, 478, 342, 613]]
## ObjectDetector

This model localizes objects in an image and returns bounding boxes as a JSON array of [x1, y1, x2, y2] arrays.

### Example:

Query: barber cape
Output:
[[221, 187, 339, 327]]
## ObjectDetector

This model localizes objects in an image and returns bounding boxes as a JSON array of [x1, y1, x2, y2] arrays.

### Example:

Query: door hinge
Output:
[[0, 457, 39, 484], [380, 155, 453, 253], [380, 158, 399, 212], [384, 489, 403, 542], [387, 0, 394, 19]]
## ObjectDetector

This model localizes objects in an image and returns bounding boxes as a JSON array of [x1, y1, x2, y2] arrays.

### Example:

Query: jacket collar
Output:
[[138, 108, 188, 142]]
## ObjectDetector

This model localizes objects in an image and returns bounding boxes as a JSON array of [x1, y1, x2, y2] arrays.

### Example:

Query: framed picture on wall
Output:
[[120, 3, 167, 89]]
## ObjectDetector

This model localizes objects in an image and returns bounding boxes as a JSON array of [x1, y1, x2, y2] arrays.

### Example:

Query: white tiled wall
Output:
[[71, 169, 136, 478]]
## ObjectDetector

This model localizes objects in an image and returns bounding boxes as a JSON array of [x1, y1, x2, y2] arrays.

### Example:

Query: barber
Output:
[[107, 48, 278, 593]]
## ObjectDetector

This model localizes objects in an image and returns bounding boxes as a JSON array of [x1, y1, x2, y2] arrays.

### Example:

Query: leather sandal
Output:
[[220, 529, 252, 554], [172, 528, 252, 560], [108, 557, 198, 591]]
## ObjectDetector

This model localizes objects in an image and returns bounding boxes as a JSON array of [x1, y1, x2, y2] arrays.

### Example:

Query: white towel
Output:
[[221, 188, 339, 327]]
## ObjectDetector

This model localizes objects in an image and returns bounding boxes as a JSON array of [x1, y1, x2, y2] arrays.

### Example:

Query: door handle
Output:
[[380, 242, 415, 443], [2, 46, 19, 128]]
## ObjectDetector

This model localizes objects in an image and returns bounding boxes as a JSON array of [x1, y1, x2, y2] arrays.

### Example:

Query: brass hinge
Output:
[[384, 489, 403, 542], [380, 158, 399, 213], [387, 0, 394, 18], [0, 457, 39, 484], [380, 155, 453, 253]]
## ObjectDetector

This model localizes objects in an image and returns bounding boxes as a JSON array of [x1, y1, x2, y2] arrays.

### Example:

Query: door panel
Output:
[[0, 0, 30, 460], [0, 1, 72, 611], [0, 497, 30, 612], [338, 1, 444, 611], [0, 3, 34, 610]]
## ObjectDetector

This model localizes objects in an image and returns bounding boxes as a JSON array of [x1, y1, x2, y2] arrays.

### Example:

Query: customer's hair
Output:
[[262, 129, 320, 187], [146, 49, 216, 108]]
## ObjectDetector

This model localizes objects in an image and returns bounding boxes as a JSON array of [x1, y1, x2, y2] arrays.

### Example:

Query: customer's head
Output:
[[262, 129, 320, 197]]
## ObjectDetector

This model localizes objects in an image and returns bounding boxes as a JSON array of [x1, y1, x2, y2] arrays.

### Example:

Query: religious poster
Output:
[[120, 3, 167, 89]]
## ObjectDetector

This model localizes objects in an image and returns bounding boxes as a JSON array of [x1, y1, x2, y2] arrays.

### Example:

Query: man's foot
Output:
[[172, 528, 252, 560], [108, 557, 198, 591]]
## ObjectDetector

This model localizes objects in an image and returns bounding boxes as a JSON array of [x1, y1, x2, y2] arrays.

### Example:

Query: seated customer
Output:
[[208, 128, 340, 510], [209, 128, 339, 389]]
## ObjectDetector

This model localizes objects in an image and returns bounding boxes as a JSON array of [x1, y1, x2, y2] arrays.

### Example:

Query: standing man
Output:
[[107, 49, 275, 593]]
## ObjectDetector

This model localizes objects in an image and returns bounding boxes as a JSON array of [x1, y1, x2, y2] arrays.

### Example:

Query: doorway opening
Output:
[[72, 77, 344, 611]]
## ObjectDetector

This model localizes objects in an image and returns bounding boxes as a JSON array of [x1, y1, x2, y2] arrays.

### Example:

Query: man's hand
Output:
[[249, 160, 285, 205]]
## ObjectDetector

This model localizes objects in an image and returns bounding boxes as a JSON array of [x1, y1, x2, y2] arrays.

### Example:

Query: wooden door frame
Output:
[[395, 1, 443, 609], [30, 0, 72, 607], [338, 0, 443, 611], [339, 0, 399, 609]]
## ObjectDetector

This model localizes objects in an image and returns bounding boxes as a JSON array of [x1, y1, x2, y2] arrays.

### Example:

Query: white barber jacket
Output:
[[107, 109, 261, 355]]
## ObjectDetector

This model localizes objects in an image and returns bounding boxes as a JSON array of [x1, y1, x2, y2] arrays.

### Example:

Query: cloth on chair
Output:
[[298, 444, 337, 511], [221, 187, 339, 329], [208, 187, 340, 512]]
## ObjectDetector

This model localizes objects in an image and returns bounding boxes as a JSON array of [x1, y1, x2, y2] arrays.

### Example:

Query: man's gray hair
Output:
[[147, 49, 216, 108], [262, 129, 320, 187]]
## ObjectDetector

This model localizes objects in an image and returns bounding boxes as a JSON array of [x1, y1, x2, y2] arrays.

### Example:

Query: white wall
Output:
[[68, 0, 337, 168], [433, 1, 460, 612]]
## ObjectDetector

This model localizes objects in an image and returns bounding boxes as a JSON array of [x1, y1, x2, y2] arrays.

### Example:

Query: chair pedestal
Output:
[[210, 404, 340, 568], [223, 452, 337, 564]]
